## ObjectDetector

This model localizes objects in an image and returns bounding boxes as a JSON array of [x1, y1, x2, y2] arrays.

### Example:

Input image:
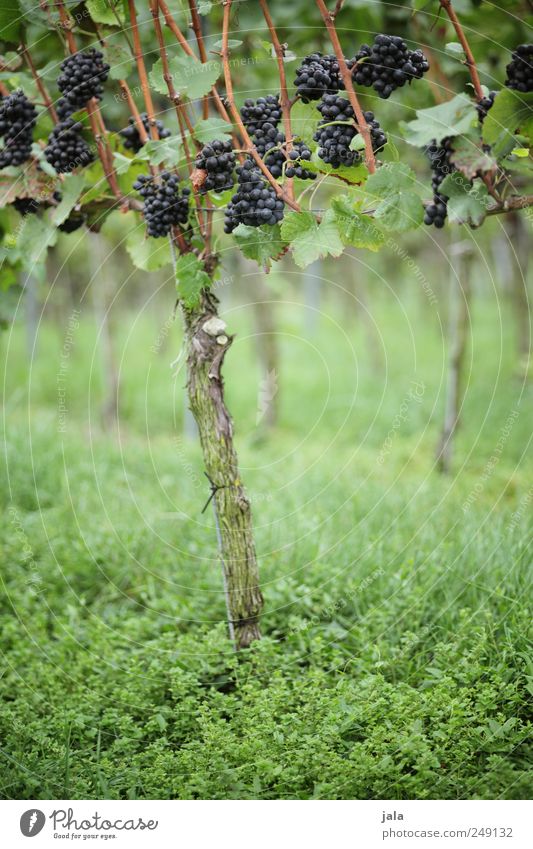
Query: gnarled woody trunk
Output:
[[182, 290, 263, 648]]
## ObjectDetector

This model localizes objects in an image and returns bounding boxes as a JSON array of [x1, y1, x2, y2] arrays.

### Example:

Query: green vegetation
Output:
[[2, 292, 531, 799]]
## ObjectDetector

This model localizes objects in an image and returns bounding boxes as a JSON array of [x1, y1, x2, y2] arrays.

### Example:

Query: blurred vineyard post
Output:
[[436, 239, 474, 474]]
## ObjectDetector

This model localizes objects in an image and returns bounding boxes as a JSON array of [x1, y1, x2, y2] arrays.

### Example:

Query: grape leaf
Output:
[[0, 160, 57, 208], [304, 157, 367, 185], [175, 254, 211, 308], [103, 42, 134, 80], [143, 138, 184, 167], [211, 38, 242, 50], [113, 152, 134, 175], [51, 174, 85, 226], [194, 117, 233, 143], [438, 174, 489, 226], [331, 195, 384, 251], [366, 161, 418, 194], [0, 0, 22, 42], [18, 216, 58, 267], [482, 89, 533, 147], [365, 162, 424, 232], [445, 42, 465, 59], [126, 230, 172, 271], [233, 224, 287, 269], [374, 192, 424, 232], [150, 56, 220, 100], [449, 134, 497, 179], [401, 94, 478, 147], [281, 210, 343, 269], [86, 0, 120, 25], [290, 100, 321, 147]]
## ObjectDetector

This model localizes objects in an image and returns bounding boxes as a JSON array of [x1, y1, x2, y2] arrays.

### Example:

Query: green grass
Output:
[[1, 289, 532, 799]]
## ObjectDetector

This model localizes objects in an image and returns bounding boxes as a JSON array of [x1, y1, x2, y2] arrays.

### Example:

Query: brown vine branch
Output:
[[439, 0, 484, 102], [221, 0, 300, 211], [158, 0, 233, 128], [188, 0, 209, 119], [150, 0, 207, 240], [486, 194, 533, 216], [330, 0, 345, 20], [258, 0, 295, 203], [128, 0, 160, 141], [315, 0, 376, 174], [20, 45, 58, 122]]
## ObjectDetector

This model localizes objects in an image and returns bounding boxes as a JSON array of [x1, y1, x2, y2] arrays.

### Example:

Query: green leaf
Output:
[[149, 55, 221, 100], [445, 42, 465, 59], [374, 191, 424, 232], [503, 154, 533, 177], [401, 94, 478, 147], [364, 162, 424, 232], [211, 38, 242, 50], [482, 89, 533, 147], [86, 0, 120, 25], [290, 100, 321, 147], [198, 1, 212, 13], [449, 134, 497, 179], [233, 224, 286, 269], [175, 254, 211, 308], [304, 157, 367, 185], [51, 175, 85, 226], [193, 117, 233, 144], [366, 162, 418, 195], [330, 196, 384, 251], [112, 152, 135, 175], [126, 230, 172, 271], [349, 133, 365, 152], [280, 210, 343, 269], [18, 216, 58, 267], [0, 0, 22, 42], [143, 137, 184, 168], [439, 173, 489, 226], [103, 42, 134, 80]]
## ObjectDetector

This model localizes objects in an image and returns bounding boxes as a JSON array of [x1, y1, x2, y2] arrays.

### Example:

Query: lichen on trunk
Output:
[[182, 290, 263, 648]]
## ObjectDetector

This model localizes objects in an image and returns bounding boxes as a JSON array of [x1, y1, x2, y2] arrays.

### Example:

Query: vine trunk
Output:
[[182, 291, 263, 648]]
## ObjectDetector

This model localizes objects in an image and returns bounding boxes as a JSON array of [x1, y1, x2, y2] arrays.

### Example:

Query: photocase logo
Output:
[[20, 809, 46, 837]]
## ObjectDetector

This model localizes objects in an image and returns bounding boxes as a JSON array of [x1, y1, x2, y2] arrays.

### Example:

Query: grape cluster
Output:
[[285, 142, 315, 179], [248, 122, 315, 181], [13, 197, 40, 215], [133, 171, 190, 237], [57, 49, 110, 114], [423, 137, 455, 229], [194, 139, 236, 193], [353, 34, 429, 99], [476, 90, 496, 123], [240, 95, 281, 136], [120, 113, 171, 153], [44, 119, 94, 173], [505, 44, 533, 93], [293, 53, 343, 102], [314, 94, 386, 168], [59, 211, 86, 233], [262, 137, 315, 180], [0, 90, 37, 168], [224, 159, 284, 233]]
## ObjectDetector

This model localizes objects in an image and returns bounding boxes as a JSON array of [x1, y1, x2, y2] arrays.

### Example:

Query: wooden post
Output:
[[436, 239, 473, 474]]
